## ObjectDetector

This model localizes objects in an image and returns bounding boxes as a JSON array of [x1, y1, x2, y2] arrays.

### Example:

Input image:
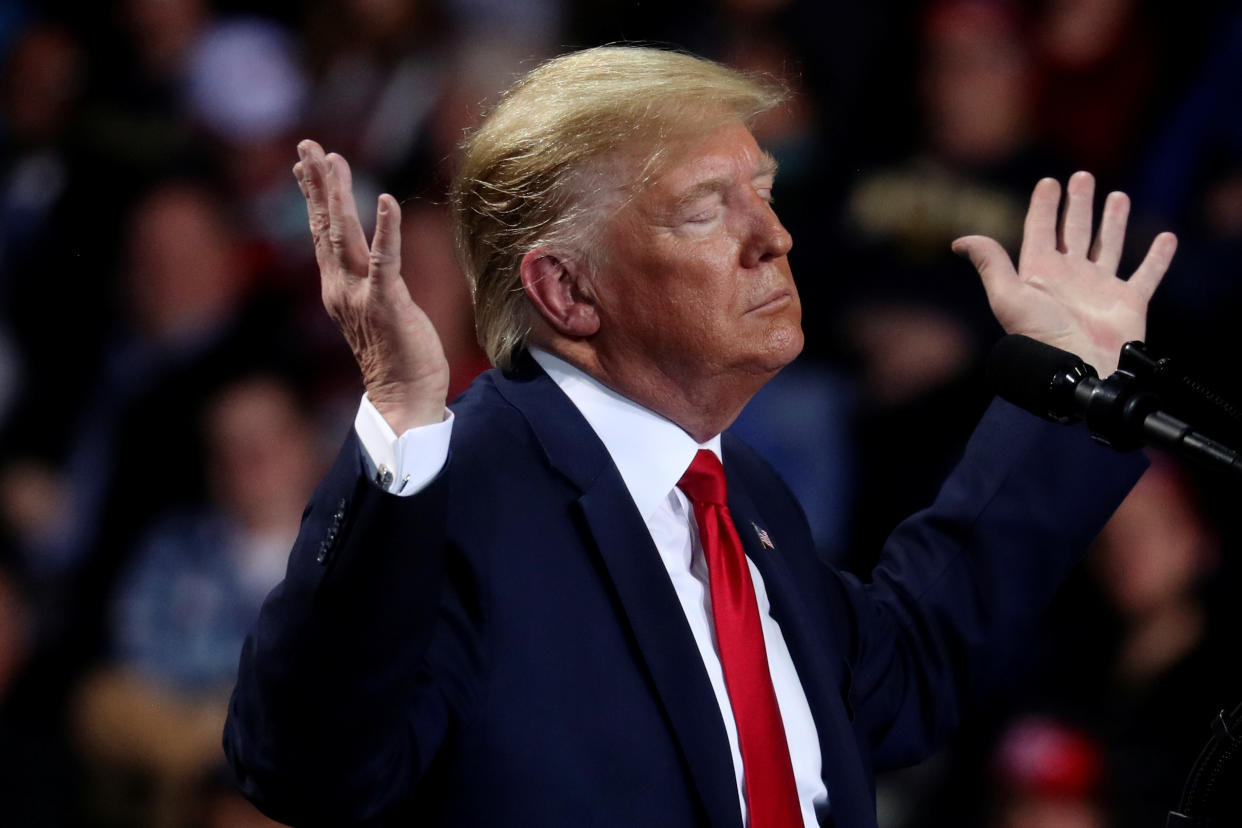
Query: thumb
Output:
[[952, 234, 1017, 304], [369, 193, 403, 283]]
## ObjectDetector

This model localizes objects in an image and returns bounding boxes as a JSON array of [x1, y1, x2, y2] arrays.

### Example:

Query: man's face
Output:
[[587, 120, 803, 392]]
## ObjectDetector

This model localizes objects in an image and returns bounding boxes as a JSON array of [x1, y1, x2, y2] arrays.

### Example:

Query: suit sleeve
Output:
[[830, 400, 1146, 769], [223, 430, 475, 826]]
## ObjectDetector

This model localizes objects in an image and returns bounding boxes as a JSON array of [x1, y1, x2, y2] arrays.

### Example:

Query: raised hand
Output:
[[952, 171, 1178, 375], [294, 140, 449, 432]]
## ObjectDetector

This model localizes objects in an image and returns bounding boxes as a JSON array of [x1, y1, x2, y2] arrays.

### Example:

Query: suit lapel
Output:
[[493, 355, 743, 828], [579, 483, 743, 828], [723, 451, 876, 828]]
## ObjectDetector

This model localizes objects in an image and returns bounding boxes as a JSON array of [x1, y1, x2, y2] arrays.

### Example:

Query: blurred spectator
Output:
[[186, 16, 313, 265], [302, 0, 544, 200], [78, 0, 210, 178], [889, 455, 1241, 828], [0, 177, 307, 788], [843, 0, 1043, 362], [1032, 0, 1161, 181], [186, 19, 306, 148], [1, 182, 252, 583], [302, 0, 451, 184], [1132, 9, 1242, 406], [0, 22, 83, 268], [1073, 457, 1239, 826], [74, 373, 322, 828], [0, 22, 101, 447], [412, 32, 550, 195], [987, 715, 1108, 828], [836, 0, 1057, 568], [0, 168, 304, 826], [122, 0, 208, 86]]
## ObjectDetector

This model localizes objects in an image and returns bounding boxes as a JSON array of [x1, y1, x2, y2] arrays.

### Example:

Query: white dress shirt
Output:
[[354, 348, 828, 826]]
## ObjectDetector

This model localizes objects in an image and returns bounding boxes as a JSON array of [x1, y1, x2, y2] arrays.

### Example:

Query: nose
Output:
[[740, 197, 792, 269]]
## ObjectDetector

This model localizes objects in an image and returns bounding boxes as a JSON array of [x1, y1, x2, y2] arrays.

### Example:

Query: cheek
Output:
[[641, 251, 732, 311], [683, 248, 747, 318], [600, 233, 748, 336]]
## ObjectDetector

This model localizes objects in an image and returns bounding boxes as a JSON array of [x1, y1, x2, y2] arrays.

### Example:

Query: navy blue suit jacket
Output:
[[224, 353, 1144, 827]]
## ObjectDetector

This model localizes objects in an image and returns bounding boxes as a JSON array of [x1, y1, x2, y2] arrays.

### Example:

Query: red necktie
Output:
[[678, 449, 802, 828]]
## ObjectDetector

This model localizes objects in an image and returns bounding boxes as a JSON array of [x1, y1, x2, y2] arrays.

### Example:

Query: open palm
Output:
[[953, 171, 1177, 376], [294, 140, 450, 433]]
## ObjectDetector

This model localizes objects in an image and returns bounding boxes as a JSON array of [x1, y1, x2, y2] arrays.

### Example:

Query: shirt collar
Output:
[[530, 348, 721, 521]]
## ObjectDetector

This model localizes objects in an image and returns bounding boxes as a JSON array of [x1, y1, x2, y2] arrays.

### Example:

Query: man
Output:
[[224, 47, 1177, 827]]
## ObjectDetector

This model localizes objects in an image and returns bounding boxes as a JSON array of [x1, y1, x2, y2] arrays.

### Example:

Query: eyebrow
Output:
[[756, 152, 779, 180], [671, 152, 781, 212]]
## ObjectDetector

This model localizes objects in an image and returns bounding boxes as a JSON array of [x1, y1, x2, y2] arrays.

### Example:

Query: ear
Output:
[[520, 248, 600, 337]]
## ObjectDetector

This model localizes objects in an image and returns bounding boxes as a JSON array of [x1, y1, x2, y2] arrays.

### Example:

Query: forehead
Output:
[[640, 121, 773, 193], [580, 120, 775, 242]]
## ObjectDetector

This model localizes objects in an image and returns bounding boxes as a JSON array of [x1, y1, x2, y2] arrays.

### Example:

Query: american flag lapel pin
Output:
[[752, 522, 775, 550]]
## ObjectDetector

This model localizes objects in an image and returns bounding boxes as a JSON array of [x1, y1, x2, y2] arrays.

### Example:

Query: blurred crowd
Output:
[[0, 0, 1239, 825]]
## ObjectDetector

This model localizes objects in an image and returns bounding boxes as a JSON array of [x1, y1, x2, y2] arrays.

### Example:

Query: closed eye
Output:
[[754, 176, 776, 206], [682, 196, 723, 225]]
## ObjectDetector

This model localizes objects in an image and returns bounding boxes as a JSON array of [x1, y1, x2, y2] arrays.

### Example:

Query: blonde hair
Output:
[[451, 45, 786, 369]]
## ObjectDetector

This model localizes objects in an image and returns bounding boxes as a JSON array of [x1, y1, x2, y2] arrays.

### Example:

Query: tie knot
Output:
[[678, 449, 727, 506]]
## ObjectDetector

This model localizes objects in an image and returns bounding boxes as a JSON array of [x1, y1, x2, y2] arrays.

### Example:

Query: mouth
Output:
[[746, 290, 793, 315]]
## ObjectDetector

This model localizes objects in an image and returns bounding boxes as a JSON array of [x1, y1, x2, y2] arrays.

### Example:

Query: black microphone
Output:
[[986, 334, 1242, 477], [987, 334, 1098, 425]]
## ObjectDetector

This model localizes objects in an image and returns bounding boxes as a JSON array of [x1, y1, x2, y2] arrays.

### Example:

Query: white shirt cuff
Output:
[[354, 395, 454, 496]]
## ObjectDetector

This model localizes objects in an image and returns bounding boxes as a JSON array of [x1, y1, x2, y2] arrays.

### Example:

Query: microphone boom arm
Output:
[[988, 335, 1242, 477]]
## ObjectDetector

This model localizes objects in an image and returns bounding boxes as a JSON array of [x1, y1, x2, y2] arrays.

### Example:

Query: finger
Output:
[[293, 162, 312, 211], [952, 234, 1019, 306], [1128, 231, 1178, 301], [1018, 178, 1061, 273], [1088, 190, 1129, 274], [369, 194, 403, 284], [297, 140, 333, 262], [1058, 171, 1095, 257], [323, 153, 369, 277]]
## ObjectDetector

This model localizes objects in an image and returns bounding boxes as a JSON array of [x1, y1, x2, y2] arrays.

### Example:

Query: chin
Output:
[[771, 317, 805, 362], [746, 323, 804, 376]]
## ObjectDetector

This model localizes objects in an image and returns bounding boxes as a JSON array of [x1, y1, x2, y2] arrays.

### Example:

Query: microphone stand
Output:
[[1101, 344, 1242, 823], [1118, 343, 1242, 451], [1167, 701, 1242, 827], [1058, 342, 1242, 477]]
